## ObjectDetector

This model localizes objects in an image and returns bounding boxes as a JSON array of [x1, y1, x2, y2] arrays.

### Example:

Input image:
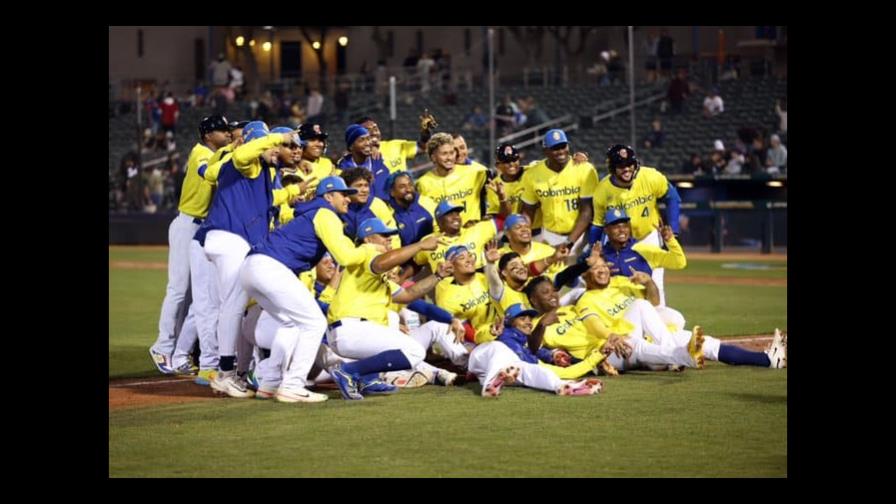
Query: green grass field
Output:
[[108, 247, 787, 477]]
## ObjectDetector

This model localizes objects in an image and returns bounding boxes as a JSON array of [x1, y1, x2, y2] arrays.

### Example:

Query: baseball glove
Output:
[[419, 109, 438, 132]]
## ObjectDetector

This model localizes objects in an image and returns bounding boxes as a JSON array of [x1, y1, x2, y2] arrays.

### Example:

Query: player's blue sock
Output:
[[220, 355, 236, 371], [342, 350, 412, 377], [718, 344, 770, 367]]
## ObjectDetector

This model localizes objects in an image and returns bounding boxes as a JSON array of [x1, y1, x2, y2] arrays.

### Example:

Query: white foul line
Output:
[[110, 377, 195, 388]]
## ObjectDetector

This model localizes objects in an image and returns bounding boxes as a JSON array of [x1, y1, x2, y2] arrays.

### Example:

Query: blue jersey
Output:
[[602, 238, 653, 277], [496, 327, 554, 365], [388, 194, 434, 247], [248, 198, 339, 275], [337, 154, 391, 201], [341, 198, 379, 241], [195, 157, 276, 247]]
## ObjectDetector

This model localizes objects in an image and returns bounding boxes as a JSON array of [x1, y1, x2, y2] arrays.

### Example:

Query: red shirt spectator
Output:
[[159, 93, 180, 131]]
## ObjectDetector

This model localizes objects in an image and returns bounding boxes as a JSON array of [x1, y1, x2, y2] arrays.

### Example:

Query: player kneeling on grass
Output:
[[468, 304, 603, 398]]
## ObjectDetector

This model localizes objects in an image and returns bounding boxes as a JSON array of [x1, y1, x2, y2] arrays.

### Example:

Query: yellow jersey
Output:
[[178, 143, 215, 218], [591, 166, 670, 241], [520, 159, 598, 235], [413, 219, 497, 272], [416, 163, 487, 224], [435, 273, 497, 344], [537, 305, 607, 360], [631, 237, 687, 271], [574, 276, 645, 339], [484, 174, 544, 230], [327, 243, 398, 327], [298, 156, 337, 196], [380, 139, 418, 172], [491, 282, 530, 319]]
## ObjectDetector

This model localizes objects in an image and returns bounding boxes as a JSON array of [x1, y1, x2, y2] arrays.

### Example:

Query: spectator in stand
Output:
[[681, 153, 706, 176], [524, 96, 550, 126], [724, 148, 746, 175], [606, 50, 625, 84], [334, 78, 350, 124], [643, 31, 659, 83], [709, 140, 727, 174], [208, 53, 232, 90], [656, 29, 675, 79], [462, 105, 489, 134], [495, 96, 517, 136], [192, 81, 209, 108], [747, 136, 767, 173], [667, 68, 690, 115], [287, 101, 305, 129], [229, 65, 245, 100], [775, 98, 787, 137], [765, 134, 787, 174], [306, 85, 324, 124], [144, 92, 161, 135], [642, 118, 666, 149], [159, 92, 180, 135], [417, 51, 435, 95], [703, 87, 724, 118]]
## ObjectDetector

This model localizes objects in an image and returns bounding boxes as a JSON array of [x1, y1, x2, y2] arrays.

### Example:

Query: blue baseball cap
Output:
[[435, 199, 465, 219], [316, 176, 359, 197], [444, 244, 472, 262], [604, 208, 630, 225], [271, 127, 307, 147], [345, 124, 370, 147], [357, 218, 399, 239], [503, 214, 530, 232], [242, 121, 270, 143], [543, 129, 569, 149], [385, 170, 413, 190], [504, 303, 539, 323]]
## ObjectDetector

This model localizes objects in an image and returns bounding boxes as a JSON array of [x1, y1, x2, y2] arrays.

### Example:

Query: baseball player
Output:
[[295, 122, 337, 197], [384, 171, 438, 247], [594, 207, 687, 330], [337, 125, 391, 202], [498, 214, 569, 281], [435, 245, 499, 344], [467, 304, 603, 397], [355, 112, 436, 173], [338, 167, 401, 249], [589, 144, 682, 306], [520, 129, 599, 251], [485, 143, 542, 231], [415, 132, 488, 225], [195, 122, 307, 398], [411, 200, 498, 276], [238, 176, 373, 402], [325, 217, 461, 400], [150, 114, 232, 374]]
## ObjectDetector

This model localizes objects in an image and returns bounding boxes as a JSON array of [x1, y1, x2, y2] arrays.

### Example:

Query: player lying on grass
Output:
[[467, 303, 604, 398]]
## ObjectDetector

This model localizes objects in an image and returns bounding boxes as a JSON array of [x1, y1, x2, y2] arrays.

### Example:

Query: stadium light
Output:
[[312, 41, 321, 50], [235, 36, 245, 47], [766, 181, 784, 187], [262, 41, 272, 52], [249, 39, 256, 47], [677, 181, 694, 189], [338, 36, 348, 47]]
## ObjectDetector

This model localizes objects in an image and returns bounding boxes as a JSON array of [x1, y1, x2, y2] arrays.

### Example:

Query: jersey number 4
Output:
[[641, 207, 649, 217]]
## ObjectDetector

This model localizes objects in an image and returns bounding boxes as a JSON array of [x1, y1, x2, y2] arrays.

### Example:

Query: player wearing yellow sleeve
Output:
[[416, 132, 487, 224], [356, 115, 434, 173], [295, 122, 337, 198], [520, 129, 598, 249], [150, 115, 234, 376], [600, 207, 686, 316], [485, 143, 543, 230], [497, 214, 569, 283], [323, 217, 461, 400], [411, 200, 497, 274], [483, 245, 532, 320], [589, 144, 682, 306], [436, 245, 498, 344]]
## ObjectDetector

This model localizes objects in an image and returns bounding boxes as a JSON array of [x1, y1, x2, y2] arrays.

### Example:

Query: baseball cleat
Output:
[[194, 369, 218, 386], [481, 366, 520, 398], [149, 347, 175, 374], [382, 370, 430, 388], [435, 369, 459, 387], [330, 365, 364, 400], [359, 378, 399, 396], [558, 378, 603, 396], [210, 370, 255, 398], [275, 387, 328, 403], [171, 360, 198, 375], [766, 328, 787, 369], [688, 325, 706, 369], [255, 385, 278, 400]]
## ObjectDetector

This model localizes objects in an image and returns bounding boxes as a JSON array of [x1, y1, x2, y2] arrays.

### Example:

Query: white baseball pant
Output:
[[152, 212, 199, 355], [204, 229, 251, 364], [636, 229, 666, 306], [185, 238, 219, 370], [327, 318, 426, 367], [240, 253, 325, 390], [468, 341, 563, 392]]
